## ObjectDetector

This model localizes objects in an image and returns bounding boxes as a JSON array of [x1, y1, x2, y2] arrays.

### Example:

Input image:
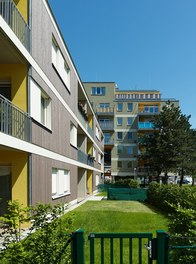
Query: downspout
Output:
[[28, 0, 32, 206]]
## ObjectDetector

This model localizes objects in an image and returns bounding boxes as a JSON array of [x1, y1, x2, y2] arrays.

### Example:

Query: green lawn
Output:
[[62, 200, 169, 263]]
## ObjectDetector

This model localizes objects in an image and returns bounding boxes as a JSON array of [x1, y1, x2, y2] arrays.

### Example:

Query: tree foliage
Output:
[[140, 102, 195, 184]]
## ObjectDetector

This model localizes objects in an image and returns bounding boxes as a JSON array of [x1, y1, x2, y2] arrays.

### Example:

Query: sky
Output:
[[48, 0, 196, 128]]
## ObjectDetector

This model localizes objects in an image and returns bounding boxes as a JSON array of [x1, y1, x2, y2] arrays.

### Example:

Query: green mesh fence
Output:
[[107, 188, 148, 201]]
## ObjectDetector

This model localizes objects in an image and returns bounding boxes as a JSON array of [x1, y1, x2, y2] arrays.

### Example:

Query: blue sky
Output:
[[48, 0, 196, 128]]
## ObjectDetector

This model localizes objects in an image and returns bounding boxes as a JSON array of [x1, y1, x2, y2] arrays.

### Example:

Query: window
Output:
[[104, 132, 111, 144], [118, 161, 122, 168], [96, 174, 100, 186], [127, 132, 132, 140], [117, 103, 123, 112], [91, 87, 105, 95], [93, 147, 96, 160], [127, 103, 133, 112], [0, 80, 11, 100], [30, 79, 51, 129], [98, 153, 101, 164], [117, 117, 123, 126], [52, 37, 70, 90], [70, 122, 77, 148], [127, 117, 133, 126], [52, 168, 70, 198], [127, 146, 133, 155], [127, 161, 132, 168], [117, 132, 123, 140], [100, 103, 109, 108], [96, 126, 100, 140], [117, 145, 123, 154]]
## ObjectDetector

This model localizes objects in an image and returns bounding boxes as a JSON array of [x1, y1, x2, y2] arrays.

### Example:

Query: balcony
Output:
[[99, 121, 114, 130], [77, 149, 94, 167], [0, 0, 30, 51], [96, 107, 114, 116], [138, 122, 154, 130], [104, 138, 114, 146], [0, 95, 31, 142], [78, 104, 94, 138], [138, 106, 160, 115]]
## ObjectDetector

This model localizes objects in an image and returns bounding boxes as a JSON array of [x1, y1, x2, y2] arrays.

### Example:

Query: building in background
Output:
[[0, 0, 104, 215], [84, 82, 179, 182]]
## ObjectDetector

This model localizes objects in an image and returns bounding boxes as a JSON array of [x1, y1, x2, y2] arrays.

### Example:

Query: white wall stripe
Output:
[[0, 132, 103, 173], [0, 16, 103, 155]]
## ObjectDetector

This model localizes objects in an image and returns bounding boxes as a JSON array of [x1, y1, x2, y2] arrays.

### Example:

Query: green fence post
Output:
[[72, 228, 85, 264], [156, 230, 169, 264]]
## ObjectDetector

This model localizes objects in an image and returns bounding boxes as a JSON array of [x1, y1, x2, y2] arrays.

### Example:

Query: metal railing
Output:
[[0, 0, 30, 51], [138, 122, 154, 129], [96, 107, 114, 115], [0, 95, 31, 142], [138, 106, 160, 114], [104, 138, 114, 145], [99, 121, 114, 130], [78, 109, 94, 138], [77, 149, 94, 167]]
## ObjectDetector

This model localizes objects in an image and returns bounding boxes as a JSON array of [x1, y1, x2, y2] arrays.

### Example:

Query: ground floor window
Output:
[[52, 168, 70, 198]]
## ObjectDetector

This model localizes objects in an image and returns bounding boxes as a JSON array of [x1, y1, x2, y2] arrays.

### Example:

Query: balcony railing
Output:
[[77, 149, 94, 167], [104, 138, 114, 145], [77, 109, 94, 138], [99, 121, 114, 130], [0, 95, 31, 142], [138, 122, 154, 129], [0, 0, 30, 51], [138, 106, 160, 115], [96, 107, 114, 115]]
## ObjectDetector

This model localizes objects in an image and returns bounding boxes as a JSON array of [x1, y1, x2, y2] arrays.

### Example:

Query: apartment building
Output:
[[0, 0, 104, 215], [84, 82, 179, 182]]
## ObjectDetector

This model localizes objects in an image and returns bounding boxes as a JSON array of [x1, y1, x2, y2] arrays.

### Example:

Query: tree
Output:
[[140, 102, 192, 184]]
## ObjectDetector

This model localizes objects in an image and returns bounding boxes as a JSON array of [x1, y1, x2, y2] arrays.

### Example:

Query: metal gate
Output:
[[71, 229, 170, 264]]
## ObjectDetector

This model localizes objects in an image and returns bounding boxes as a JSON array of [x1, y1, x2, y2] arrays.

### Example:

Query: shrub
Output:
[[0, 201, 73, 264], [147, 183, 196, 263]]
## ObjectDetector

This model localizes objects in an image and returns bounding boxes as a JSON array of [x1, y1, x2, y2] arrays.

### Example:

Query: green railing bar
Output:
[[138, 238, 142, 264], [129, 238, 133, 264], [110, 238, 113, 264], [89, 232, 152, 239], [101, 237, 104, 264], [120, 238, 123, 264], [170, 245, 196, 249], [89, 235, 95, 264]]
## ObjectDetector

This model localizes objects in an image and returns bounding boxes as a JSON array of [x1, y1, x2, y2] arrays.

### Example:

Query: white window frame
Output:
[[117, 145, 123, 155], [127, 117, 133, 126], [127, 103, 133, 112], [70, 122, 77, 148], [117, 132, 123, 140], [52, 168, 70, 199], [30, 79, 51, 129], [52, 37, 70, 90], [98, 153, 101, 164], [117, 103, 123, 112], [117, 117, 123, 126]]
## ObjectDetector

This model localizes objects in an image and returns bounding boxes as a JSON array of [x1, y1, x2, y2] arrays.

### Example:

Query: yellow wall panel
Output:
[[0, 64, 28, 112], [13, 0, 28, 23], [0, 151, 28, 207], [87, 170, 93, 194]]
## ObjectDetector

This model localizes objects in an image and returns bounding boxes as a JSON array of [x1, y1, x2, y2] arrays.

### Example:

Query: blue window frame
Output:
[[127, 103, 133, 112], [127, 146, 133, 155], [117, 103, 123, 112], [127, 117, 133, 126], [127, 132, 132, 140], [117, 117, 123, 126], [117, 132, 123, 140]]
